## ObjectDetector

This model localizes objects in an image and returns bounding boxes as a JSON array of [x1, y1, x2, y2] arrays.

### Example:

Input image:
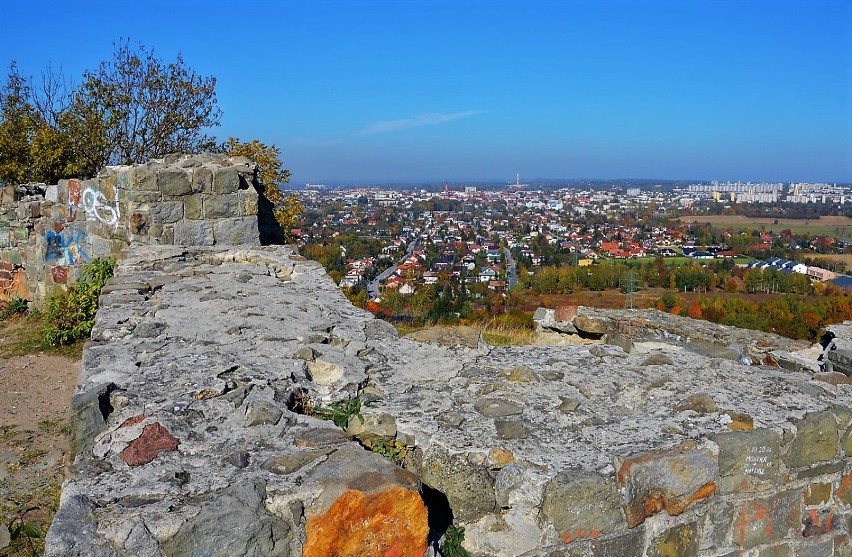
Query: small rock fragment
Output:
[[495, 420, 528, 440], [245, 401, 283, 427], [500, 365, 539, 383], [557, 397, 581, 414], [119, 423, 179, 467], [474, 398, 523, 418], [226, 451, 250, 469], [674, 394, 719, 414]]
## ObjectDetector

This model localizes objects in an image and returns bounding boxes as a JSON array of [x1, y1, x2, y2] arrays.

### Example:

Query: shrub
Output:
[[42, 258, 115, 346]]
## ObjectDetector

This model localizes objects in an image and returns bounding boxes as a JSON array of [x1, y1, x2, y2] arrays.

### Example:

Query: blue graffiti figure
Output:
[[45, 228, 90, 266]]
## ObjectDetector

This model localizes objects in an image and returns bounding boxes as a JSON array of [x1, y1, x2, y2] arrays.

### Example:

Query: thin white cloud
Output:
[[355, 110, 481, 136]]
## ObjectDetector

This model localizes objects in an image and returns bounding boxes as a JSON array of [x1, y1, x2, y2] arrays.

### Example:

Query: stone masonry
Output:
[[46, 243, 852, 556], [0, 154, 277, 305]]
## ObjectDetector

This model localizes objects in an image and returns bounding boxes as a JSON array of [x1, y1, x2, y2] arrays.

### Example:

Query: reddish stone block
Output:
[[130, 213, 149, 235], [555, 305, 578, 322], [0, 261, 14, 272], [303, 487, 428, 557], [51, 266, 68, 285], [119, 423, 179, 467], [68, 179, 81, 205]]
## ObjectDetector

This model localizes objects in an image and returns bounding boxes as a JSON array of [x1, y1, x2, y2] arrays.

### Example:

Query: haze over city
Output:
[[2, 0, 850, 183]]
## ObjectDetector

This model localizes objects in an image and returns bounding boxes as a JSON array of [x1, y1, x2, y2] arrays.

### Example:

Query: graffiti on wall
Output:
[[45, 227, 90, 266], [68, 179, 120, 229]]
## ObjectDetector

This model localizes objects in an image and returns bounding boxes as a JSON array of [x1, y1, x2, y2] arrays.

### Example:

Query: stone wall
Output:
[[0, 154, 277, 305], [46, 244, 852, 557]]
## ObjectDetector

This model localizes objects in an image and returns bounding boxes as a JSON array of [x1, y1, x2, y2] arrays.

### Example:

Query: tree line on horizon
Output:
[[0, 40, 301, 240]]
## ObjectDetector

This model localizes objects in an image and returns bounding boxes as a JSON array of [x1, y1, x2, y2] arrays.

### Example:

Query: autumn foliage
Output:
[[653, 292, 852, 341]]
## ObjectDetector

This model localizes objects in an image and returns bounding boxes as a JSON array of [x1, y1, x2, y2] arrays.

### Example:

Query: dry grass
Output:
[[392, 323, 426, 337], [679, 215, 852, 237], [481, 324, 537, 346], [392, 320, 537, 346], [0, 313, 85, 359]]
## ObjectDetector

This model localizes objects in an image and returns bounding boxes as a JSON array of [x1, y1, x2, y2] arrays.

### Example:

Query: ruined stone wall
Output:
[[0, 154, 269, 305], [46, 243, 852, 557]]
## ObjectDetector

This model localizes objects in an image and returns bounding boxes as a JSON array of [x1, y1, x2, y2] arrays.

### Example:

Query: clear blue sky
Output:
[[2, 0, 850, 184]]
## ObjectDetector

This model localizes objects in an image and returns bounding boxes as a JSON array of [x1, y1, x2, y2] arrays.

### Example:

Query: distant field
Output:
[[679, 215, 852, 237], [808, 254, 852, 267], [660, 256, 754, 266]]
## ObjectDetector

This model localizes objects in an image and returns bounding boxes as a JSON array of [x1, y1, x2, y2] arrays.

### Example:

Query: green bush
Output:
[[42, 258, 115, 346]]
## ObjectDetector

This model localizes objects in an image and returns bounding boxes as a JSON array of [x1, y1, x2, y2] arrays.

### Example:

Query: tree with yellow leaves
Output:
[[224, 137, 302, 244]]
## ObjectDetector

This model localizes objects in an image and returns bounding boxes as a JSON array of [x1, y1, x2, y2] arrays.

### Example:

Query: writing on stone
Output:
[[744, 445, 774, 476]]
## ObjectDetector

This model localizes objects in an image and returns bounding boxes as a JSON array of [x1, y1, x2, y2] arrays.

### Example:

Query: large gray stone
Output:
[[541, 470, 626, 541], [712, 428, 781, 493], [244, 400, 283, 426], [68, 383, 116, 459], [157, 169, 192, 196], [213, 167, 241, 194], [173, 220, 214, 246], [127, 166, 157, 191], [161, 480, 289, 557], [192, 167, 213, 193], [205, 194, 241, 219], [44, 496, 118, 557], [418, 447, 496, 522], [183, 194, 204, 219], [212, 216, 259, 245], [699, 500, 735, 553], [783, 411, 838, 468], [150, 201, 184, 224], [574, 315, 609, 336]]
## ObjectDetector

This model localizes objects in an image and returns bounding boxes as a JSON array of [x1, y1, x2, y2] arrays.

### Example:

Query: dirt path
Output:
[[0, 353, 79, 555]]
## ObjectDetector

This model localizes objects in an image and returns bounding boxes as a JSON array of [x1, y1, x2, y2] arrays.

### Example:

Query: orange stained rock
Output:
[[688, 481, 717, 506], [837, 473, 852, 502], [304, 487, 429, 557], [561, 528, 601, 543]]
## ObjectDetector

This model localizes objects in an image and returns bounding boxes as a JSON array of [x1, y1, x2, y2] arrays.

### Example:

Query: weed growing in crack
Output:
[[441, 525, 471, 557], [312, 397, 365, 429]]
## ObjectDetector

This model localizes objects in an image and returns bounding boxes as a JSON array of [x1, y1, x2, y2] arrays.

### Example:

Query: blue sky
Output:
[[2, 0, 850, 183]]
